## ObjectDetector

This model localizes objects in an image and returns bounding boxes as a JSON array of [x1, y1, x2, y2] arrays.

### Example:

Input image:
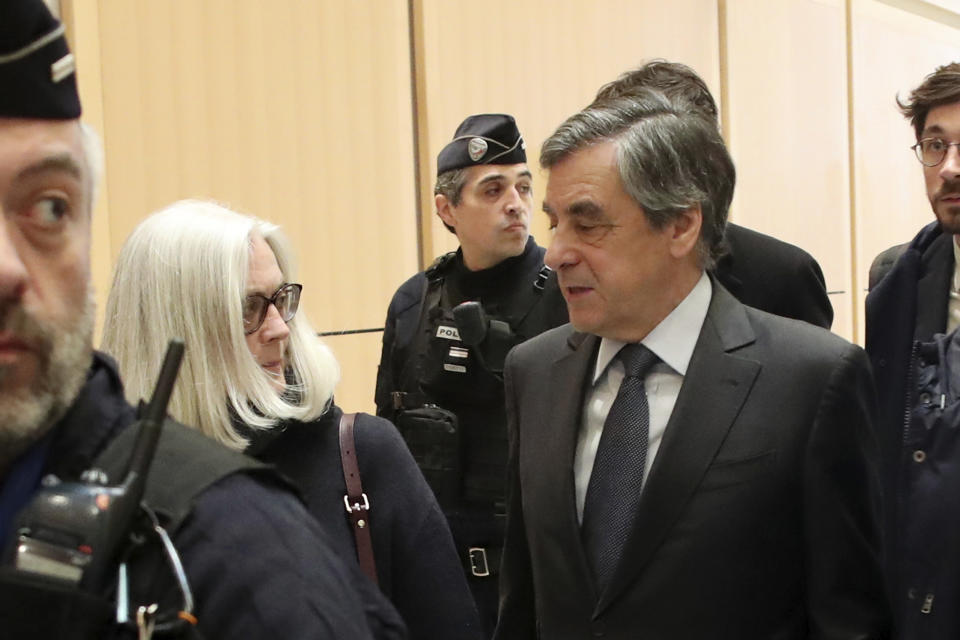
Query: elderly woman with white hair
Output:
[[101, 199, 482, 640]]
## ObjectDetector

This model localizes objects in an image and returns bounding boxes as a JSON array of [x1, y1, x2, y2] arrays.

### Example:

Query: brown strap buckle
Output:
[[339, 412, 377, 585], [343, 493, 370, 513]]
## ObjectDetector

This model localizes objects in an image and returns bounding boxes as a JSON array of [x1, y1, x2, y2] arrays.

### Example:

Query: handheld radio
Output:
[[5, 340, 185, 594]]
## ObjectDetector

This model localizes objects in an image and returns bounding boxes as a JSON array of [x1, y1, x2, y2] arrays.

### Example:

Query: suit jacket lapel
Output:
[[538, 331, 600, 600], [595, 284, 761, 615]]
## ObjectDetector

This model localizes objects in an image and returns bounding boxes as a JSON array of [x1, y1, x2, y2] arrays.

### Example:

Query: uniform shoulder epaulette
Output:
[[425, 251, 457, 280]]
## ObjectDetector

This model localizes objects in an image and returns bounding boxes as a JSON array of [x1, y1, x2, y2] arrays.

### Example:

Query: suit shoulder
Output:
[[510, 323, 576, 363], [725, 223, 819, 269], [744, 305, 861, 362]]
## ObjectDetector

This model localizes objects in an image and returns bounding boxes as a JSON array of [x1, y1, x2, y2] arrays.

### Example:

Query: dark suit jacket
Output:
[[495, 282, 888, 640], [715, 223, 833, 329]]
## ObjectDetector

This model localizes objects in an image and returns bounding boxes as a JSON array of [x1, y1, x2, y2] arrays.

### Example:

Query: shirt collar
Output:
[[592, 271, 712, 383]]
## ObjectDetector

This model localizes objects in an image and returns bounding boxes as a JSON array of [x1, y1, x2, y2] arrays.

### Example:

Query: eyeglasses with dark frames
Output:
[[243, 283, 302, 335], [911, 138, 960, 167]]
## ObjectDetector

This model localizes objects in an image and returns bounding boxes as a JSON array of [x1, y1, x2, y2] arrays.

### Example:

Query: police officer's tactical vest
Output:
[[0, 420, 269, 639], [393, 252, 556, 508]]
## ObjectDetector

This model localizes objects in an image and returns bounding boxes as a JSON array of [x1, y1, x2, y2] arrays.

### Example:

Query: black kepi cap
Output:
[[437, 114, 526, 175], [0, 0, 81, 119]]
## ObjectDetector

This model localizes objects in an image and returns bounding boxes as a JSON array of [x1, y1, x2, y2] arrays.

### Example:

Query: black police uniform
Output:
[[375, 237, 568, 633], [0, 354, 404, 639]]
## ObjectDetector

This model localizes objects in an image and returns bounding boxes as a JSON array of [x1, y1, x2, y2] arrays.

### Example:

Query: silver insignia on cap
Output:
[[468, 137, 488, 162], [51, 53, 75, 83]]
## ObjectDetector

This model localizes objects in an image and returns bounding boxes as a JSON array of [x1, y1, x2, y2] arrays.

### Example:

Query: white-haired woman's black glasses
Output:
[[243, 283, 302, 334]]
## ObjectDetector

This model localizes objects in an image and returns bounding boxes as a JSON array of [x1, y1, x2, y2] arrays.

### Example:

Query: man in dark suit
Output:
[[592, 60, 833, 329], [493, 90, 888, 638]]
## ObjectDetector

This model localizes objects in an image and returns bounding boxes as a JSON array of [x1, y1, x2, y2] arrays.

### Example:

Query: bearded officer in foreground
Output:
[[0, 2, 404, 638]]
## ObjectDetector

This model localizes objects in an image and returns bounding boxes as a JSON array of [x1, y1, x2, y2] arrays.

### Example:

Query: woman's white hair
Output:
[[101, 199, 340, 450]]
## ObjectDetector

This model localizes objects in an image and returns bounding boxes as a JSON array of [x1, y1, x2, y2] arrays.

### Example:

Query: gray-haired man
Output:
[[495, 91, 888, 639]]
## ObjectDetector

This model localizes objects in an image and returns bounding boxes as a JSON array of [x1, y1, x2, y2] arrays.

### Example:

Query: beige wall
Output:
[[725, 0, 854, 335], [851, 0, 960, 338], [64, 0, 417, 412], [64, 0, 960, 412], [415, 0, 720, 262]]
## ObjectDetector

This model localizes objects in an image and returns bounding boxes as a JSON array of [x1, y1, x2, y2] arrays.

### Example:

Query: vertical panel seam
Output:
[[717, 0, 731, 146], [407, 0, 431, 270], [846, 0, 861, 342]]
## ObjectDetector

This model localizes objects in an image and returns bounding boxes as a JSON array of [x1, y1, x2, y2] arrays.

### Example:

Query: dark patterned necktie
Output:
[[581, 343, 659, 592]]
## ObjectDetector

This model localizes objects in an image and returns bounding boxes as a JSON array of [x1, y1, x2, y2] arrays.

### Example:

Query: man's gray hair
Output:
[[541, 90, 735, 268], [434, 167, 469, 234]]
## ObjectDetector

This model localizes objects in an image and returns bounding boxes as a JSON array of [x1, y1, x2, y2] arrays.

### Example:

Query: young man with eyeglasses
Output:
[[866, 61, 960, 639]]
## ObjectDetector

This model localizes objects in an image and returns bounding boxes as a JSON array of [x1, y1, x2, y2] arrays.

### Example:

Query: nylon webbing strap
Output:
[[95, 419, 270, 533], [338, 413, 378, 585]]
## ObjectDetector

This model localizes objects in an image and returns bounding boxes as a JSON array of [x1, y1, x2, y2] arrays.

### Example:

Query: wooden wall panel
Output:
[[66, 0, 960, 410], [415, 0, 721, 265], [60, 0, 112, 342], [724, 0, 854, 339], [74, 0, 417, 412], [851, 0, 960, 340]]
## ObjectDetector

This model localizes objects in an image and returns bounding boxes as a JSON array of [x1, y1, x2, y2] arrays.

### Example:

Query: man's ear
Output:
[[668, 204, 702, 259], [436, 193, 456, 230]]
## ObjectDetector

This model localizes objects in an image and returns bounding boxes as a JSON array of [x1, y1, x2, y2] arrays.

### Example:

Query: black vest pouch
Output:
[[0, 568, 114, 638], [419, 310, 503, 406], [395, 405, 460, 509]]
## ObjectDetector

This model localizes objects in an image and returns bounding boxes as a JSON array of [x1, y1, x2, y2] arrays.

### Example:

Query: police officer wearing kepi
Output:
[[375, 113, 568, 635], [0, 1, 404, 638]]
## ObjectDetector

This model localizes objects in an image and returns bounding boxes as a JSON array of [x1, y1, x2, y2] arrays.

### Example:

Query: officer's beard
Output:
[[0, 292, 94, 473]]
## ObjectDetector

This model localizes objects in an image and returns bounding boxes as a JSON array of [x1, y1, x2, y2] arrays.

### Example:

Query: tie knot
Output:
[[619, 343, 658, 379]]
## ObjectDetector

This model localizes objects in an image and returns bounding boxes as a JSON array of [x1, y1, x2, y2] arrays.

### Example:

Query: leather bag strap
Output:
[[338, 412, 378, 585]]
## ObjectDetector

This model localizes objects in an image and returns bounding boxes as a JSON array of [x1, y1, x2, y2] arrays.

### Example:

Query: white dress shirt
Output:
[[574, 272, 712, 522]]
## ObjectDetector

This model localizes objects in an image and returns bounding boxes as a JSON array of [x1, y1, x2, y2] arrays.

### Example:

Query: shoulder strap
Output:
[[338, 413, 378, 585], [424, 251, 457, 280], [392, 269, 445, 411], [95, 419, 271, 533], [506, 263, 552, 328], [488, 246, 552, 330]]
